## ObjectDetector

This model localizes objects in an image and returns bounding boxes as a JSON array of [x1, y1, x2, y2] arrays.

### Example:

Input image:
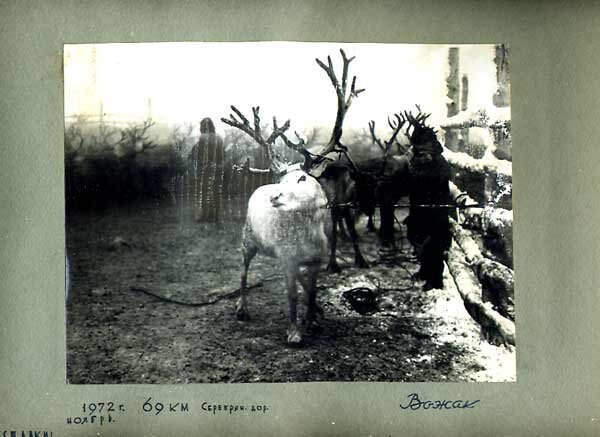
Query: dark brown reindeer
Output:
[[334, 113, 409, 245], [364, 106, 436, 248], [354, 114, 408, 234], [311, 49, 369, 272], [364, 113, 411, 247]]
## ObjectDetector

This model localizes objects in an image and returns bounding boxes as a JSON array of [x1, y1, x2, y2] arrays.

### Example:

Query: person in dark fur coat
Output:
[[405, 121, 452, 291]]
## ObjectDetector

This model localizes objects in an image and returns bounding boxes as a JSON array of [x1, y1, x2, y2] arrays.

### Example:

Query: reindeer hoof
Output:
[[306, 320, 322, 335], [305, 309, 323, 335], [235, 301, 250, 321], [236, 309, 250, 321], [313, 303, 324, 317], [306, 304, 323, 323], [356, 258, 370, 269], [286, 326, 303, 345], [327, 263, 341, 274], [380, 240, 396, 250]]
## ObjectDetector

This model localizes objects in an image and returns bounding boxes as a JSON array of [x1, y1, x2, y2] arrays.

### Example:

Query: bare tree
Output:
[[117, 118, 157, 153], [64, 118, 86, 154]]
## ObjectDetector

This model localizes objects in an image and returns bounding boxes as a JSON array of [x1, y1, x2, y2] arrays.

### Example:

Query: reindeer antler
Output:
[[315, 49, 365, 166], [221, 105, 291, 175], [276, 130, 320, 170], [369, 113, 406, 158], [403, 105, 435, 137], [402, 105, 443, 155], [222, 49, 365, 175]]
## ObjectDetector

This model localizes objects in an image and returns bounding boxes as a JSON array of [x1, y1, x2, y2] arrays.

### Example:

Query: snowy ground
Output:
[[66, 201, 515, 383]]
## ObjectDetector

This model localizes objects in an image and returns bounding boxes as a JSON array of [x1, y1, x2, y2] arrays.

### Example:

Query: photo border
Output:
[[1, 1, 599, 436]]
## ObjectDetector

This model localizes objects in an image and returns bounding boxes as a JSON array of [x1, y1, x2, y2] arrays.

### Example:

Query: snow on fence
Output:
[[441, 112, 514, 345]]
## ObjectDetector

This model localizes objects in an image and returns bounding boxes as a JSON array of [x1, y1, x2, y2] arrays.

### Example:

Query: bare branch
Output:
[[116, 117, 157, 152]]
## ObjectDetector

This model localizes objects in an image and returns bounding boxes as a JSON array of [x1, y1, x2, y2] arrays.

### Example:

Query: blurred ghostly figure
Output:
[[189, 118, 225, 223]]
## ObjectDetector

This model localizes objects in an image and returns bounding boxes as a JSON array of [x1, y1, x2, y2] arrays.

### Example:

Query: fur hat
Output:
[[410, 124, 442, 155]]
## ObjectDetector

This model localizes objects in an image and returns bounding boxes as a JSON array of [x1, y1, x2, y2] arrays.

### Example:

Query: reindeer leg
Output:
[[327, 208, 341, 273], [366, 214, 377, 232], [302, 262, 323, 326], [236, 243, 256, 321], [337, 216, 349, 241], [299, 262, 323, 321], [378, 202, 397, 249], [285, 265, 302, 345], [344, 209, 369, 268]]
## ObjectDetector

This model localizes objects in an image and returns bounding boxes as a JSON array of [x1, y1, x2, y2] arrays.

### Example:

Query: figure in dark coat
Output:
[[189, 117, 224, 223], [406, 122, 452, 290]]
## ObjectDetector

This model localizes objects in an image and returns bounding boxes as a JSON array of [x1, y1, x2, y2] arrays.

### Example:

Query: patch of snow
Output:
[[423, 265, 516, 382], [441, 107, 511, 127], [444, 147, 512, 178]]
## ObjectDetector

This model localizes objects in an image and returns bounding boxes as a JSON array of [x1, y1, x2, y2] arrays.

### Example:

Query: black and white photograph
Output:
[[64, 42, 514, 384]]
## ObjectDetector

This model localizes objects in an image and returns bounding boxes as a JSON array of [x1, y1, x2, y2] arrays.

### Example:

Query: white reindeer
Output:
[[237, 169, 331, 344], [222, 49, 365, 344]]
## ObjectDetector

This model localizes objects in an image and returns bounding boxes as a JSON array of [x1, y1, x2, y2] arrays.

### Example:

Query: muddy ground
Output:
[[66, 200, 515, 384]]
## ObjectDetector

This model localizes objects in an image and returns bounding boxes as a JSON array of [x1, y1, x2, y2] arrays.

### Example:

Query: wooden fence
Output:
[[170, 158, 273, 223]]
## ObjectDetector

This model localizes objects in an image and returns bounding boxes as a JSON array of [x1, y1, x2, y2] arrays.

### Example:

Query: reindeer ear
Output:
[[301, 156, 312, 172], [308, 160, 329, 178]]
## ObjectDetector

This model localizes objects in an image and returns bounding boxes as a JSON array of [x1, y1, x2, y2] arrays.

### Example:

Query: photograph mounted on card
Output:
[[64, 42, 514, 384]]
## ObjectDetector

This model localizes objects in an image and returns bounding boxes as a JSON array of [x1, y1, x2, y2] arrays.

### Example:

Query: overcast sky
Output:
[[64, 42, 501, 138]]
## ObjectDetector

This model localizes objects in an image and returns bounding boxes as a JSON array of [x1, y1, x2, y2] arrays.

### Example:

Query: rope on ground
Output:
[[133, 237, 420, 307], [130, 273, 282, 307]]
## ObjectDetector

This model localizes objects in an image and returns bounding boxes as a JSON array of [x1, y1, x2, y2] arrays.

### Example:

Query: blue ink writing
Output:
[[399, 393, 480, 410]]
